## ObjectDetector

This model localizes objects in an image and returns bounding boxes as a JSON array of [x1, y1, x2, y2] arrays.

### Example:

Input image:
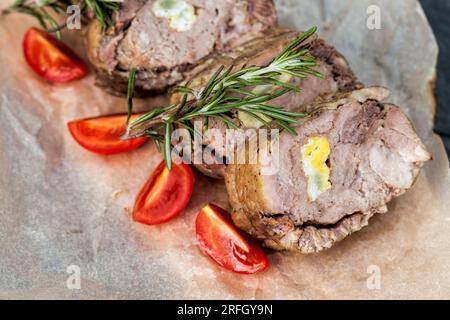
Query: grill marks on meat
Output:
[[87, 0, 277, 96], [224, 87, 431, 253]]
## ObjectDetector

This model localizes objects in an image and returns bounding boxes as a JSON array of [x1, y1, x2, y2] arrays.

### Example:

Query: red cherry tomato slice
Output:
[[67, 114, 148, 155], [196, 204, 269, 274], [23, 27, 88, 83], [133, 161, 195, 225]]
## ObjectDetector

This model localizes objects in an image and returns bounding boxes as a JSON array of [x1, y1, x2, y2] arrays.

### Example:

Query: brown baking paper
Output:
[[1, 0, 449, 299]]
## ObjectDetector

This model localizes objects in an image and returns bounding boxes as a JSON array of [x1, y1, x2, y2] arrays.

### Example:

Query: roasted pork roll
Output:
[[86, 0, 278, 95], [171, 28, 362, 178], [225, 87, 431, 253]]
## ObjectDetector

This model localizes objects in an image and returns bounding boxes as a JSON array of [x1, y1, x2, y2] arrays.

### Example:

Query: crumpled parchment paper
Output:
[[1, 0, 449, 299]]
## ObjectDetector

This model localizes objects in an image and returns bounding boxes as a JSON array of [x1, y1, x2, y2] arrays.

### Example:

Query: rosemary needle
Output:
[[126, 68, 137, 125], [124, 27, 324, 170]]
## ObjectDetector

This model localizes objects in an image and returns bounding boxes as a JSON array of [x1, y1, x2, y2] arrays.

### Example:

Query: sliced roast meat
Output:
[[86, 0, 277, 96], [170, 28, 362, 178], [174, 28, 362, 111], [224, 87, 431, 253]]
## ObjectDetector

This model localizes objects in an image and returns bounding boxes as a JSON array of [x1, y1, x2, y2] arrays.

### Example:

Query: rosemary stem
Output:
[[123, 27, 323, 169]]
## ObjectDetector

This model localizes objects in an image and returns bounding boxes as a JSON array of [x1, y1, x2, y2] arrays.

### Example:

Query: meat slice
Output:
[[86, 0, 277, 96], [170, 28, 362, 178], [224, 87, 431, 253], [176, 28, 362, 111]]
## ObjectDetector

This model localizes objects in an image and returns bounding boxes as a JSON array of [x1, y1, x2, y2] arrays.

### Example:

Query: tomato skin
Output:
[[67, 114, 148, 155], [23, 27, 88, 83], [196, 204, 269, 274], [133, 161, 195, 225]]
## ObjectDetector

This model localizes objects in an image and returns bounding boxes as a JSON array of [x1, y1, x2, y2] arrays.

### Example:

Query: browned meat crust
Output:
[[225, 87, 431, 253]]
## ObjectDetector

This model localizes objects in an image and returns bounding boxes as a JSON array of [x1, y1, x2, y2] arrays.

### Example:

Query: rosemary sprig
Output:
[[4, 0, 122, 37], [84, 0, 121, 30], [126, 68, 137, 125], [124, 26, 324, 170]]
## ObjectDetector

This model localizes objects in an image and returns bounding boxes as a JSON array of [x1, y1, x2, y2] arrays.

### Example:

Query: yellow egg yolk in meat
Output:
[[301, 136, 332, 201]]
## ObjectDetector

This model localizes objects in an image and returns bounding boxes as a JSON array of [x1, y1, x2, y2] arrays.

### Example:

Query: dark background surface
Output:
[[421, 0, 450, 156]]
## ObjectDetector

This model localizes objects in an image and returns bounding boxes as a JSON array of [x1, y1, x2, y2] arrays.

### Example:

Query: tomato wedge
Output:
[[133, 161, 195, 225], [196, 204, 269, 274], [68, 114, 148, 155], [23, 27, 88, 82]]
